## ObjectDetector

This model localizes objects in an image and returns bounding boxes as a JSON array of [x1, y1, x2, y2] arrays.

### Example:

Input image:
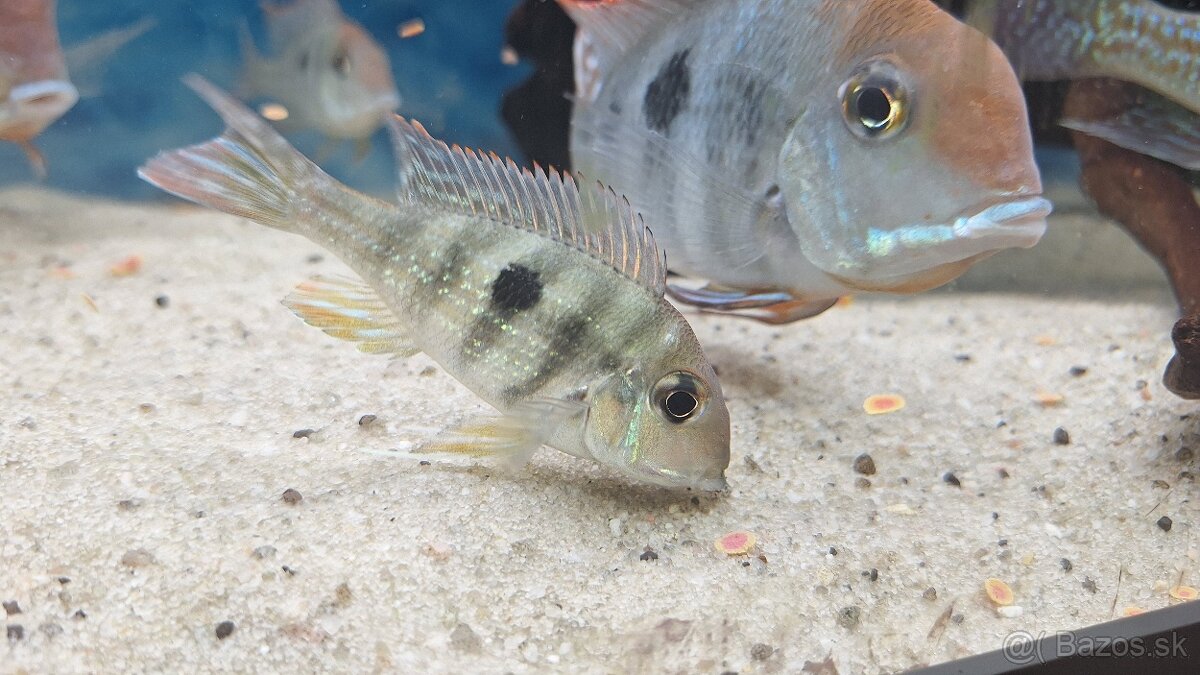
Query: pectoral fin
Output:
[[418, 398, 587, 466], [667, 283, 836, 324], [282, 275, 419, 356], [18, 140, 47, 180], [1061, 91, 1200, 170]]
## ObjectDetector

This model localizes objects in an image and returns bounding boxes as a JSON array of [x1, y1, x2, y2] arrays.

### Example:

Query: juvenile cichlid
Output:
[[239, 0, 400, 146], [966, 0, 1200, 169], [0, 0, 78, 177], [138, 76, 731, 491], [560, 0, 1049, 323]]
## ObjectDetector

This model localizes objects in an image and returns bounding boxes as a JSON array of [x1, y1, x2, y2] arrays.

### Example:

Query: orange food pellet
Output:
[[984, 578, 1014, 606], [714, 530, 756, 555], [110, 255, 142, 277], [835, 295, 854, 308], [863, 394, 905, 415], [1169, 585, 1198, 601], [1034, 335, 1056, 346], [1033, 391, 1064, 407], [259, 103, 289, 121], [1123, 606, 1146, 617], [398, 18, 425, 38]]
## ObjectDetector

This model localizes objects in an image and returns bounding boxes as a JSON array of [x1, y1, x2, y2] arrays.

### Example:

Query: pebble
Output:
[[836, 606, 861, 629], [449, 623, 482, 653], [154, 294, 169, 308], [253, 545, 277, 560], [854, 477, 871, 489], [639, 548, 659, 561], [1069, 365, 1088, 377], [943, 472, 961, 487], [120, 548, 155, 568], [922, 587, 937, 601], [2, 601, 20, 616], [1177, 447, 1194, 462], [1052, 427, 1070, 445], [1060, 558, 1073, 572], [7, 625, 23, 641], [358, 414, 378, 427], [281, 488, 303, 505], [1157, 515, 1173, 532], [853, 453, 876, 476], [750, 643, 775, 661], [215, 620, 235, 640], [292, 429, 315, 439]]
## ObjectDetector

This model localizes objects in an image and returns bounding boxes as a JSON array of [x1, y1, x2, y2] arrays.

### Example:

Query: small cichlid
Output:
[[966, 0, 1200, 169], [560, 0, 1049, 323], [239, 0, 400, 147], [138, 76, 730, 491]]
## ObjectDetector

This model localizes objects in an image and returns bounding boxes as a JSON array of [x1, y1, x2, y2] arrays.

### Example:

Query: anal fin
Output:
[[283, 274, 419, 356], [418, 398, 587, 467], [667, 283, 837, 324]]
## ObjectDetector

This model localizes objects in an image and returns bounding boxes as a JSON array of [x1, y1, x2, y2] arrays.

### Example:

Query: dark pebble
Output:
[[951, 614, 965, 625], [639, 548, 659, 561], [922, 587, 937, 601], [292, 429, 315, 439], [750, 643, 775, 661], [57, 577, 70, 585], [863, 568, 878, 582], [418, 460, 431, 466], [1152, 479, 1170, 490], [2, 600, 20, 616], [1082, 578, 1098, 593], [1177, 447, 1194, 462], [836, 606, 861, 629], [215, 620, 235, 640], [1060, 558, 1073, 572], [1157, 515, 1173, 532], [73, 609, 87, 619], [281, 565, 297, 576], [852, 453, 876, 476], [997, 468, 1010, 479], [943, 472, 961, 487], [1052, 427, 1070, 445], [1069, 365, 1088, 377], [357, 414, 378, 427], [281, 488, 303, 505], [997, 539, 1008, 547], [154, 294, 169, 308], [954, 353, 972, 362], [7, 625, 23, 641], [828, 547, 838, 556], [992, 512, 1000, 520], [854, 477, 871, 489]]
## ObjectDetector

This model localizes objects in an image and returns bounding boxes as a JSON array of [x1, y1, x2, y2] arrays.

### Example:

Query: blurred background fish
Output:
[[238, 0, 401, 156], [0, 0, 79, 177], [559, 0, 1048, 323]]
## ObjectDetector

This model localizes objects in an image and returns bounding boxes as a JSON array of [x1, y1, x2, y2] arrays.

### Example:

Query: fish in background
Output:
[[138, 76, 731, 491], [0, 0, 78, 178], [559, 0, 1049, 324], [0, 0, 154, 178], [238, 0, 400, 156], [965, 0, 1200, 169]]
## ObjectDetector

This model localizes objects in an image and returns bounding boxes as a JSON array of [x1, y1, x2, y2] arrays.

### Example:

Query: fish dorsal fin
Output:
[[283, 275, 420, 356], [386, 116, 667, 296], [557, 0, 691, 102]]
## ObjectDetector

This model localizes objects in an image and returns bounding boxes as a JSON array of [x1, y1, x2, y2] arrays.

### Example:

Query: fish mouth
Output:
[[621, 464, 729, 492], [3, 80, 79, 135], [951, 195, 1052, 249]]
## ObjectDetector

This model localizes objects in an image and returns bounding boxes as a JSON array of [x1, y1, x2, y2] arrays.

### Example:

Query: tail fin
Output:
[[137, 74, 319, 233]]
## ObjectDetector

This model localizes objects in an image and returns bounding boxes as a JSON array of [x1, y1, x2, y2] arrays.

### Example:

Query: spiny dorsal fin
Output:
[[283, 275, 420, 356], [386, 116, 666, 296], [557, 0, 692, 102]]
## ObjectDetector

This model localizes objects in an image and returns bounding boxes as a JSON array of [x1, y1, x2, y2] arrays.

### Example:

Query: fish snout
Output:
[[958, 195, 1052, 250], [5, 80, 78, 135]]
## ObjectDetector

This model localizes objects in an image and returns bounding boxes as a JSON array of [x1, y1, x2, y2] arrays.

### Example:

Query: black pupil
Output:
[[856, 87, 893, 129], [664, 390, 698, 418]]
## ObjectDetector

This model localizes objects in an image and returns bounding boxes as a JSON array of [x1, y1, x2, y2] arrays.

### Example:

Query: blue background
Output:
[[0, 0, 530, 199]]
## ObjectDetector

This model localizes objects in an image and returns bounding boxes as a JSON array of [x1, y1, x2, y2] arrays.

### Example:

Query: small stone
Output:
[[1052, 427, 1070, 445], [7, 625, 24, 641], [292, 429, 315, 439], [281, 488, 303, 505], [836, 606, 861, 629], [1082, 577, 1098, 593], [73, 610, 87, 620], [943, 472, 961, 487], [954, 353, 972, 362], [639, 548, 659, 561], [854, 477, 871, 489], [253, 545, 277, 560], [117, 499, 142, 511], [215, 620, 235, 640], [120, 548, 155, 568], [357, 414, 378, 427], [1157, 515, 1173, 532], [853, 453, 876, 475], [922, 587, 937, 601], [1152, 479, 1170, 489], [997, 468, 1010, 479], [1069, 365, 1088, 377], [449, 622, 482, 653], [862, 568, 878, 582], [1177, 447, 1194, 462], [1060, 558, 1073, 572], [828, 547, 838, 556], [3, 600, 21, 616], [138, 403, 155, 413], [154, 294, 169, 308], [951, 614, 965, 625], [750, 643, 774, 661]]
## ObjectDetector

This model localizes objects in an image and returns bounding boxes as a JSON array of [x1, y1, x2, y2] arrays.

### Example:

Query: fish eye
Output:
[[840, 60, 910, 140], [653, 372, 706, 423]]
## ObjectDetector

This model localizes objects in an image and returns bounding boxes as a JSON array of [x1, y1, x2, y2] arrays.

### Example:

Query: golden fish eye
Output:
[[654, 372, 706, 423], [840, 61, 910, 140]]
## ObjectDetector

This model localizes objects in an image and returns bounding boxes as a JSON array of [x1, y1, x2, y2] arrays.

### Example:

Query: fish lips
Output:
[[953, 195, 1052, 250], [2, 80, 79, 136]]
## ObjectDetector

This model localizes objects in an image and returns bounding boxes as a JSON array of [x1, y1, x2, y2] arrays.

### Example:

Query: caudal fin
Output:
[[137, 74, 320, 233]]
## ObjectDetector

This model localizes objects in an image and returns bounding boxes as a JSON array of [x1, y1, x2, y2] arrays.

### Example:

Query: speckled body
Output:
[[971, 0, 1200, 109]]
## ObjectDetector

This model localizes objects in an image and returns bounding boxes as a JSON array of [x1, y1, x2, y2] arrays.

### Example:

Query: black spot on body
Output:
[[491, 263, 543, 313], [643, 49, 691, 134]]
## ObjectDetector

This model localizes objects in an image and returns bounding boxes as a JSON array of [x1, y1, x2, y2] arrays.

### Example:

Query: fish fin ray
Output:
[[282, 275, 419, 356], [418, 398, 587, 466], [1061, 91, 1200, 170], [386, 115, 666, 295], [65, 17, 157, 99]]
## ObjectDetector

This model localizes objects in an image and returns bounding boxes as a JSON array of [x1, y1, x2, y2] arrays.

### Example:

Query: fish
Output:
[[239, 0, 400, 151], [965, 0, 1200, 169], [137, 76, 731, 491], [0, 0, 79, 177], [559, 0, 1049, 323]]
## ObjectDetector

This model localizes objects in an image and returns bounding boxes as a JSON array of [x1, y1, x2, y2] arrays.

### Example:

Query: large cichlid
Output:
[[561, 0, 1050, 323], [138, 76, 730, 491]]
